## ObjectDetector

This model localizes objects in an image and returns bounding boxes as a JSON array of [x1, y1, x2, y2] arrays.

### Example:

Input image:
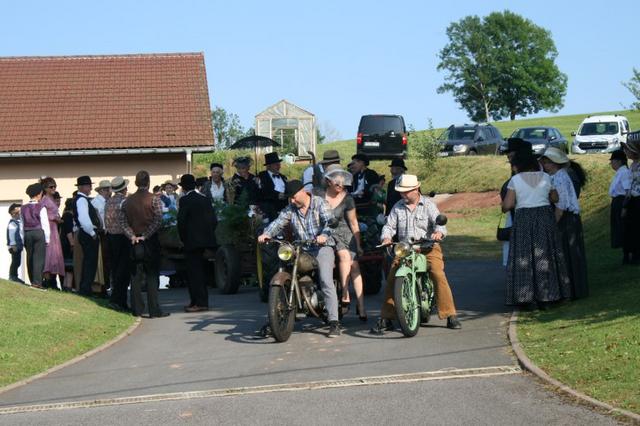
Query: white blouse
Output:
[[209, 181, 225, 201], [507, 172, 553, 209], [609, 165, 632, 197], [551, 168, 580, 214]]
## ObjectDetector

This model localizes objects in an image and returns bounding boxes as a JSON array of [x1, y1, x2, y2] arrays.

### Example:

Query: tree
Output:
[[211, 106, 245, 149], [437, 11, 567, 122], [622, 68, 640, 110]]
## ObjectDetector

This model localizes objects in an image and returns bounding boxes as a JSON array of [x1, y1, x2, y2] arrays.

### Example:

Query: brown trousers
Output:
[[381, 243, 457, 320]]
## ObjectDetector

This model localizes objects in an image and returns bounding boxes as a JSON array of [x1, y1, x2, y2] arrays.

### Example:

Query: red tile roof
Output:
[[0, 52, 214, 153]]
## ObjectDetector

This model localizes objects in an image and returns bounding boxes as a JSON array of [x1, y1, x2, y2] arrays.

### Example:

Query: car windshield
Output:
[[579, 122, 619, 136], [512, 128, 547, 139], [359, 116, 404, 135], [443, 127, 475, 140]]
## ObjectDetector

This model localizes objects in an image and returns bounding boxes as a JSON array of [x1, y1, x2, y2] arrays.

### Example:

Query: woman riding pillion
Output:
[[257, 180, 342, 338], [371, 174, 461, 334]]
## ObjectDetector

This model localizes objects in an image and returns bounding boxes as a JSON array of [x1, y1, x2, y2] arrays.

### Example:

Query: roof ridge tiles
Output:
[[0, 52, 204, 61]]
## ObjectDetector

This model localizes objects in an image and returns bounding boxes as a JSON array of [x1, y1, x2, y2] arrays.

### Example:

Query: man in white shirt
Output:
[[91, 180, 112, 229], [302, 150, 341, 195], [257, 152, 288, 221], [73, 175, 101, 296]]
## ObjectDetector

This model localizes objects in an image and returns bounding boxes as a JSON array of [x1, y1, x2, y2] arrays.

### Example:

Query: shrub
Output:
[[409, 119, 441, 168]]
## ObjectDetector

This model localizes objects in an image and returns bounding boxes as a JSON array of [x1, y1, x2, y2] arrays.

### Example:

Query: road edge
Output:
[[0, 316, 142, 396], [508, 310, 640, 424]]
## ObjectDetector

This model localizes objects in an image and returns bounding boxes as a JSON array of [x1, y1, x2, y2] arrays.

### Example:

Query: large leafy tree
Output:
[[211, 106, 245, 149], [438, 11, 567, 121]]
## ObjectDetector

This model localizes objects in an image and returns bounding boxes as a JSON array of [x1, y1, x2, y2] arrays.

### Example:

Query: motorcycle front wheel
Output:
[[268, 281, 296, 342], [394, 275, 420, 337]]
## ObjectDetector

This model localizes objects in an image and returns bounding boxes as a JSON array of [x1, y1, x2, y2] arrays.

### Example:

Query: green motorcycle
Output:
[[379, 214, 447, 337]]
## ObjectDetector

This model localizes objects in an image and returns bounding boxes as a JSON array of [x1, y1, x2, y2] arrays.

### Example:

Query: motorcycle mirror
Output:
[[435, 214, 448, 226], [428, 191, 436, 198]]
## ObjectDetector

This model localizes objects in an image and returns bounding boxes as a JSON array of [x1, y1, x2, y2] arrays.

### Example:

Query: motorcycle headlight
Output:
[[394, 242, 411, 258], [277, 244, 294, 261], [453, 144, 468, 153]]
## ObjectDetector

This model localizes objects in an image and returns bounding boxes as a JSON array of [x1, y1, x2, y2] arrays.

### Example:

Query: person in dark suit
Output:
[[177, 174, 217, 312], [257, 152, 288, 221], [350, 153, 380, 216], [385, 158, 407, 214]]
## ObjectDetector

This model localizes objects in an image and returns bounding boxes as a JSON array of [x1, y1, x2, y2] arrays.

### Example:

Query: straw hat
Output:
[[95, 179, 112, 191], [395, 174, 421, 193], [541, 147, 569, 164]]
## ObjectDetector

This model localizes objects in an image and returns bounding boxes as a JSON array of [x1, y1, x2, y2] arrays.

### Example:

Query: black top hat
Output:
[[351, 153, 370, 166], [75, 175, 93, 186], [264, 152, 283, 166], [505, 138, 532, 153], [320, 150, 341, 164], [609, 149, 627, 162], [284, 179, 305, 198], [195, 176, 209, 186], [388, 158, 407, 170], [178, 174, 196, 189], [209, 162, 224, 170]]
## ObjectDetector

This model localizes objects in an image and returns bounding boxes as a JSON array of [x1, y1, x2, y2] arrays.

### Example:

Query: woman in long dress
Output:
[[40, 177, 65, 289], [607, 149, 632, 263]]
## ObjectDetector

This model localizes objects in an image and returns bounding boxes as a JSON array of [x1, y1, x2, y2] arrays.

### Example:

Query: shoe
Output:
[[107, 302, 123, 311], [256, 324, 272, 337], [340, 301, 351, 317], [327, 321, 341, 338], [185, 305, 208, 313], [184, 304, 195, 311], [370, 318, 393, 335], [30, 283, 45, 290], [446, 316, 462, 330], [356, 306, 368, 322], [150, 312, 170, 318]]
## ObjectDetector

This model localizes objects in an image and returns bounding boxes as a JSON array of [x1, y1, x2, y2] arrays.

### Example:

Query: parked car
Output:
[[356, 114, 408, 160], [438, 123, 503, 156], [498, 126, 569, 156], [571, 114, 630, 154]]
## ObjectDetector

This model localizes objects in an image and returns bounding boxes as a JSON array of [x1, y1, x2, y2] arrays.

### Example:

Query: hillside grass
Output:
[[0, 283, 136, 387]]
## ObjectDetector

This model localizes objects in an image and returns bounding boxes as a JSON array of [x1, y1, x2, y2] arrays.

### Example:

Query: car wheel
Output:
[[467, 149, 477, 156]]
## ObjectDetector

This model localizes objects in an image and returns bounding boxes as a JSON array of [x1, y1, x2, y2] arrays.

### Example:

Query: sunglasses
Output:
[[47, 185, 57, 189]]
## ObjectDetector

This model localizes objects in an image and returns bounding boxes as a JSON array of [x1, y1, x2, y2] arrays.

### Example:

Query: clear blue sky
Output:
[[2, 1, 638, 140]]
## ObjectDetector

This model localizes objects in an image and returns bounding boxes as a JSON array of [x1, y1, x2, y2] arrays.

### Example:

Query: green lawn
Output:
[[0, 282, 136, 387]]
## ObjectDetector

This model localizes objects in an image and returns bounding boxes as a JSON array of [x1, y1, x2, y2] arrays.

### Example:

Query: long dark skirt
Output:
[[506, 206, 571, 305], [624, 196, 640, 254], [557, 211, 588, 299], [610, 196, 626, 249]]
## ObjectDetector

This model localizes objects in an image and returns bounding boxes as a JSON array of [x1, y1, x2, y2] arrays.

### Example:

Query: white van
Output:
[[571, 114, 630, 154]]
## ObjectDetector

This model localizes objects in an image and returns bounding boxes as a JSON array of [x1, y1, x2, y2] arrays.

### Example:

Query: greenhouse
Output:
[[255, 99, 316, 157]]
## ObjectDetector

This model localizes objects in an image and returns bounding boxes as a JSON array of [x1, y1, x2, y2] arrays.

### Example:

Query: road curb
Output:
[[0, 316, 142, 396], [508, 310, 640, 424]]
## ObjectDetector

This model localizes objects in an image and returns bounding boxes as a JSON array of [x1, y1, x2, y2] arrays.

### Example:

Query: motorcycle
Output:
[[264, 239, 340, 342], [378, 214, 448, 337]]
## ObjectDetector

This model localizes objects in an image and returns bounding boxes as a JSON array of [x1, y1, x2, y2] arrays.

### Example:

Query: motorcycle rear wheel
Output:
[[394, 275, 420, 337], [268, 281, 296, 342]]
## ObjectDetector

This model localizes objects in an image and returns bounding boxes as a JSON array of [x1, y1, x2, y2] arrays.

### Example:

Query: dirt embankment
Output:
[[435, 191, 500, 218]]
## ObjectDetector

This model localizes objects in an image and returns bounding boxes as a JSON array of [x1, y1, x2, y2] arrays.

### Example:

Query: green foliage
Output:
[[437, 10, 567, 122], [211, 106, 246, 149], [215, 191, 253, 246], [622, 67, 640, 110], [408, 119, 441, 168]]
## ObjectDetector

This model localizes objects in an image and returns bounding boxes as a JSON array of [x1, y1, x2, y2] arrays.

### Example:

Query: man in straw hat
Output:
[[257, 152, 289, 221], [258, 180, 341, 338], [92, 179, 113, 296], [105, 176, 131, 311], [371, 174, 461, 334]]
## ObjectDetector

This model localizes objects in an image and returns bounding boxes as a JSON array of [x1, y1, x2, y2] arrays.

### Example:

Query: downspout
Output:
[[186, 149, 192, 174]]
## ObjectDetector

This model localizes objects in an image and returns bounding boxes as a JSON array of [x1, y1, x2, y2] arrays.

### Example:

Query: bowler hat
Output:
[[609, 149, 627, 163], [110, 176, 129, 193], [505, 138, 532, 154], [284, 179, 305, 198], [351, 153, 370, 166], [264, 152, 283, 166], [178, 174, 196, 189], [389, 158, 407, 170], [75, 175, 92, 186], [320, 150, 341, 165]]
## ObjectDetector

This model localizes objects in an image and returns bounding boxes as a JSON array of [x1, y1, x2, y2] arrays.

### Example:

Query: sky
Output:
[[2, 0, 638, 141]]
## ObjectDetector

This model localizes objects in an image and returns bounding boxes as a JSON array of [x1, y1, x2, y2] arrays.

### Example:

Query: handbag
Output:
[[496, 213, 512, 242]]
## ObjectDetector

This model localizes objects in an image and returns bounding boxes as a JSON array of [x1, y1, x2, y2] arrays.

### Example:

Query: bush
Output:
[[409, 119, 441, 167]]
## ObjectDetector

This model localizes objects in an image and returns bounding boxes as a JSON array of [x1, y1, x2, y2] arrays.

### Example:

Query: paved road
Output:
[[0, 260, 618, 424]]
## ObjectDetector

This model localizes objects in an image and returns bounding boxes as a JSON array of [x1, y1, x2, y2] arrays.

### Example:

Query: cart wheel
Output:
[[361, 262, 382, 295], [215, 245, 241, 294]]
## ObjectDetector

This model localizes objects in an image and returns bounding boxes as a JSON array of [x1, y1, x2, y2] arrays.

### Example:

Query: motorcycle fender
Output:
[[394, 265, 413, 278], [413, 254, 427, 273], [270, 271, 292, 287]]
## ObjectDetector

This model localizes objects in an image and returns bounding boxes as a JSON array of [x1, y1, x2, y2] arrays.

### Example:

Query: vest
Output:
[[72, 193, 100, 231], [21, 203, 43, 231], [6, 218, 23, 250], [124, 190, 156, 236]]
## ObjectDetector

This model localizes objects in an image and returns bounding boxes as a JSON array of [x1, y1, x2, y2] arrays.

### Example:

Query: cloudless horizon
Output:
[[3, 1, 638, 141]]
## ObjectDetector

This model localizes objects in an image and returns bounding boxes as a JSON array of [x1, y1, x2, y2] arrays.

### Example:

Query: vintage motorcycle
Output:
[[378, 214, 448, 337], [264, 239, 340, 342]]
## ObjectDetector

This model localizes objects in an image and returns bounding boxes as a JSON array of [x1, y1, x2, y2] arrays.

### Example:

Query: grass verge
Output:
[[0, 282, 136, 387]]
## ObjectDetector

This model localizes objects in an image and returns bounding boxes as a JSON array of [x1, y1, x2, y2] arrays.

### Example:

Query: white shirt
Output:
[[352, 173, 365, 196], [7, 218, 21, 246], [20, 200, 51, 244], [551, 168, 580, 214], [91, 194, 107, 229], [209, 181, 225, 201], [609, 165, 632, 197], [269, 170, 285, 193], [76, 193, 96, 237], [507, 172, 553, 209], [302, 164, 324, 192]]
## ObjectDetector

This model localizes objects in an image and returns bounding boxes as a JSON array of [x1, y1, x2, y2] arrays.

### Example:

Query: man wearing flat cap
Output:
[[177, 174, 217, 312], [257, 152, 289, 221], [73, 175, 101, 296]]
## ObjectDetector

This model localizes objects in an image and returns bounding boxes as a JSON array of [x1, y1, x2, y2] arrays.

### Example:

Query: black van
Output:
[[356, 114, 408, 160]]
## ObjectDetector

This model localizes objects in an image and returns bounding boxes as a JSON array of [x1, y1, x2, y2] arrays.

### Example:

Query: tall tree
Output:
[[211, 106, 245, 149], [438, 11, 567, 122], [622, 68, 640, 110]]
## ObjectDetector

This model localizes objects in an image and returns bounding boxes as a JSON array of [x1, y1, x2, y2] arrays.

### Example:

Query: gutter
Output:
[[0, 146, 214, 158]]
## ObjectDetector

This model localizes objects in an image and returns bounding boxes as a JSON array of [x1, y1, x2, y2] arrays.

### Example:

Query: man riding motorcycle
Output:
[[257, 179, 341, 338], [371, 174, 462, 334]]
